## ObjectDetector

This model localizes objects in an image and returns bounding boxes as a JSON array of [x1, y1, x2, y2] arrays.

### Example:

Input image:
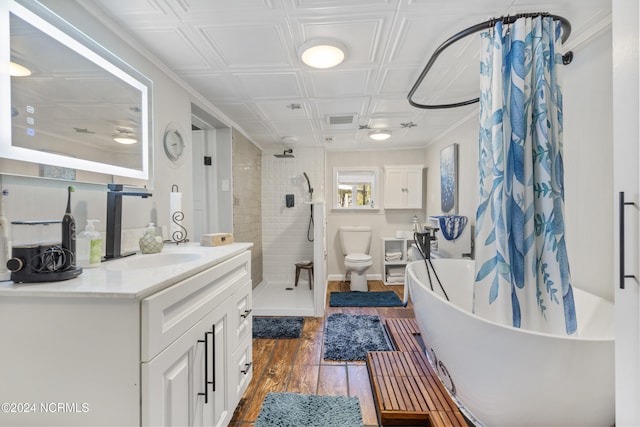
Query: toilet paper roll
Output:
[[169, 191, 182, 238]]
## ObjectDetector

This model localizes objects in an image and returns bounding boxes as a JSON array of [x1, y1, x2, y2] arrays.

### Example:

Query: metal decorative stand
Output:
[[170, 184, 189, 245], [171, 211, 189, 244], [414, 227, 449, 301]]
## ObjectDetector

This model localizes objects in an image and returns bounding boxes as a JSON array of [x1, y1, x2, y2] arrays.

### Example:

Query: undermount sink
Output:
[[104, 252, 204, 270]]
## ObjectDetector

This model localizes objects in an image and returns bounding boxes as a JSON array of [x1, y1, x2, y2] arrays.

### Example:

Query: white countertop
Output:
[[0, 242, 253, 299]]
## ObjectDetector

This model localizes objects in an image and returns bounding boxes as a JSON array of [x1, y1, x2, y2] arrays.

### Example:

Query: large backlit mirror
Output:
[[1, 0, 151, 181]]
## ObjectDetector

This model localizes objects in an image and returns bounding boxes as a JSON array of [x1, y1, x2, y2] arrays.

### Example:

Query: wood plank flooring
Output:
[[229, 280, 415, 427]]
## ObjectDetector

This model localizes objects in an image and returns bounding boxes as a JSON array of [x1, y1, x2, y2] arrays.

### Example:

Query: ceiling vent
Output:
[[325, 113, 358, 130]]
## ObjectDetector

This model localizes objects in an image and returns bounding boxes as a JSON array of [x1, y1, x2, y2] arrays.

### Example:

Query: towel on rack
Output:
[[385, 251, 402, 261], [386, 266, 405, 277], [432, 215, 468, 241], [386, 275, 404, 284]]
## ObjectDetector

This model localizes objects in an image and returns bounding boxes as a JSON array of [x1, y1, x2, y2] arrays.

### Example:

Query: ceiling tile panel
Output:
[[178, 0, 277, 14], [236, 72, 304, 99], [182, 74, 245, 100], [199, 23, 291, 68], [314, 99, 369, 118], [254, 101, 311, 121], [271, 119, 315, 135], [130, 28, 210, 70], [378, 68, 416, 95], [307, 69, 370, 97]]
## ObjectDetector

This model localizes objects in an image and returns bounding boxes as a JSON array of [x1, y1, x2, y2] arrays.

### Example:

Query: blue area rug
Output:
[[255, 392, 363, 427], [329, 290, 403, 307], [323, 313, 391, 361], [253, 317, 304, 339]]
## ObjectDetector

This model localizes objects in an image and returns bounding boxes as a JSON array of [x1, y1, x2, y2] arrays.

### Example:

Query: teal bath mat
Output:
[[329, 290, 403, 307], [252, 316, 304, 339], [255, 392, 363, 427], [323, 313, 391, 361]]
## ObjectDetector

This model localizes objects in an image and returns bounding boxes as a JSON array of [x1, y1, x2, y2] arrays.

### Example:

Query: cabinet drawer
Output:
[[229, 279, 252, 350], [142, 251, 250, 361], [231, 336, 253, 402]]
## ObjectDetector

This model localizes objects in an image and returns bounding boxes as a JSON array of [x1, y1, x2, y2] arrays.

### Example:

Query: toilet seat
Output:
[[345, 253, 372, 264]]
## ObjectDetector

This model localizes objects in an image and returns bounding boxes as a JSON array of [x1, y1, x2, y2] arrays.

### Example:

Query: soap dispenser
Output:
[[139, 223, 163, 254], [77, 220, 102, 268]]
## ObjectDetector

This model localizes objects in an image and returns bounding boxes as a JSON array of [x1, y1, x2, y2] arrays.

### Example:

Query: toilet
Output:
[[339, 226, 373, 292]]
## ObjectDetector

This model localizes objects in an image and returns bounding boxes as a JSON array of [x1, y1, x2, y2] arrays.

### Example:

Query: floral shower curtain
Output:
[[473, 16, 577, 335]]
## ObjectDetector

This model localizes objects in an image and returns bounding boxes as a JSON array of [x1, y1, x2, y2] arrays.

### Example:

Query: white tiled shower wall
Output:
[[262, 147, 324, 285]]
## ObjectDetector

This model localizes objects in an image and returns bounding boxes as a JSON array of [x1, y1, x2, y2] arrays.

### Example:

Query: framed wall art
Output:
[[440, 143, 458, 214]]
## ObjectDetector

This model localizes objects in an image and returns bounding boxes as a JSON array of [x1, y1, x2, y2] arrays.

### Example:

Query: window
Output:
[[333, 167, 379, 210]]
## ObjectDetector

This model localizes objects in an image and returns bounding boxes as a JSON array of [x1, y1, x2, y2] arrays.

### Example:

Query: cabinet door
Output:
[[142, 316, 209, 427], [384, 168, 407, 208], [405, 168, 423, 208], [203, 304, 231, 427]]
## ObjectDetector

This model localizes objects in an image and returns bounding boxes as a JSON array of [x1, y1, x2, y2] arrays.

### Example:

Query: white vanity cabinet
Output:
[[0, 244, 252, 427], [383, 165, 424, 209]]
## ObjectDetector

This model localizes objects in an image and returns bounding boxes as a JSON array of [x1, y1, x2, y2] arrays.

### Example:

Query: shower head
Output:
[[274, 148, 294, 158]]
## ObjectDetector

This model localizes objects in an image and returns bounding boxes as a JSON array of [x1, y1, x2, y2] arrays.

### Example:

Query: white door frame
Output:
[[613, 0, 640, 423]]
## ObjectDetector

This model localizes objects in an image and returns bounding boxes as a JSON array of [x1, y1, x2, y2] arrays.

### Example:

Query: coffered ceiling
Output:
[[81, 0, 611, 151]]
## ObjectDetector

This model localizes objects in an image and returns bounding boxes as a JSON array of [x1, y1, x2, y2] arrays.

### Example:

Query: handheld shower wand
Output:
[[302, 172, 314, 242], [302, 172, 313, 201]]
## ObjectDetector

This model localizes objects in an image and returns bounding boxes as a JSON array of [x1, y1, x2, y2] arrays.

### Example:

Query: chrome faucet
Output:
[[105, 184, 152, 260]]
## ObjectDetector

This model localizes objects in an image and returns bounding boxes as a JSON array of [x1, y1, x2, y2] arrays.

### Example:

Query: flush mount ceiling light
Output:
[[368, 129, 392, 141], [113, 129, 138, 145], [299, 39, 346, 69], [9, 61, 31, 77]]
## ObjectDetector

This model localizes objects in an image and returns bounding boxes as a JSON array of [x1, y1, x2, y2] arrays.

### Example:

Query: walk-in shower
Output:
[[255, 148, 326, 317]]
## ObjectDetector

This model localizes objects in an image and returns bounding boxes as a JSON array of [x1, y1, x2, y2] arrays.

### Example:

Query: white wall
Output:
[[325, 148, 426, 279], [563, 27, 614, 301], [423, 111, 479, 257], [423, 27, 614, 301], [261, 147, 323, 285]]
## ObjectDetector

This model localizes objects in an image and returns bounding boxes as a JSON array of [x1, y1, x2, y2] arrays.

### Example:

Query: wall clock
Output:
[[163, 124, 185, 163]]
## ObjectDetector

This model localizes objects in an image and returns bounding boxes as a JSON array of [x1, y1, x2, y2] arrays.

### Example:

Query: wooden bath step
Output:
[[365, 318, 467, 426]]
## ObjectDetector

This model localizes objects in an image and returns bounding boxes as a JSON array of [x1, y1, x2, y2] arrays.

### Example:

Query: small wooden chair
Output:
[[294, 261, 313, 289]]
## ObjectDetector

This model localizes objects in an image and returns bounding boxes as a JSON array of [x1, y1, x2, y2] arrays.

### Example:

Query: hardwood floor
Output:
[[229, 280, 415, 427]]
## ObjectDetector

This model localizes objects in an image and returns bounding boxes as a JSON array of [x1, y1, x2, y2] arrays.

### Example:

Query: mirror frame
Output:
[[1, 0, 152, 181]]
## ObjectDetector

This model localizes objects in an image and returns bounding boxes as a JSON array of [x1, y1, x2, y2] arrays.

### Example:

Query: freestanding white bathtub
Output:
[[405, 258, 614, 427]]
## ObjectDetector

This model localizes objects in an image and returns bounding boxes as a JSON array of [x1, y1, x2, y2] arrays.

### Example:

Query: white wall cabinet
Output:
[[0, 248, 252, 427], [384, 165, 424, 209]]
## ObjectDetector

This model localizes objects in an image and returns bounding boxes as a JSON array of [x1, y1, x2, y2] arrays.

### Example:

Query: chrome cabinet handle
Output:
[[240, 309, 252, 319], [619, 191, 637, 289]]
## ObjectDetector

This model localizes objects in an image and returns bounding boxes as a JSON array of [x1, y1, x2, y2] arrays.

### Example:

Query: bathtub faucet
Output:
[[414, 227, 438, 260]]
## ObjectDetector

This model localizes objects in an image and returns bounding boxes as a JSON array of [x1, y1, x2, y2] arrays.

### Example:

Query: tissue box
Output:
[[201, 233, 234, 247]]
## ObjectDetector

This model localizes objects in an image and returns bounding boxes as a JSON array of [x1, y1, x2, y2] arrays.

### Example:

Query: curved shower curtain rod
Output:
[[407, 12, 573, 110]]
